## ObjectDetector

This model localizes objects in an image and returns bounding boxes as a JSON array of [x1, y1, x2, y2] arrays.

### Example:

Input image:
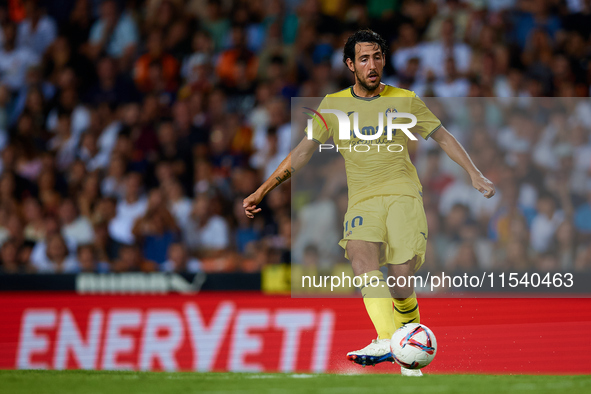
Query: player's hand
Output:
[[472, 173, 495, 198], [243, 192, 263, 219]]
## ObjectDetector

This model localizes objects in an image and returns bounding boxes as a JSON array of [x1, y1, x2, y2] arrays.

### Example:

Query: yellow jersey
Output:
[[306, 84, 441, 207]]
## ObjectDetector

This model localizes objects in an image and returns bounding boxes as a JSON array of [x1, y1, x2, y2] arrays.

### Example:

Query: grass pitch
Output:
[[1, 370, 590, 394]]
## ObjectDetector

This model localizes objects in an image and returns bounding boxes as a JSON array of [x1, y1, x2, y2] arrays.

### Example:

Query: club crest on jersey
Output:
[[385, 107, 398, 119]]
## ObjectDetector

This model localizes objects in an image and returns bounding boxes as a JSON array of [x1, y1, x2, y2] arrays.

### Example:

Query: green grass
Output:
[[1, 370, 590, 394]]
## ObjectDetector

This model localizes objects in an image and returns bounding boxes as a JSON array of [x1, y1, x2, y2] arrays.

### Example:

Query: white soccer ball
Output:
[[390, 323, 437, 369]]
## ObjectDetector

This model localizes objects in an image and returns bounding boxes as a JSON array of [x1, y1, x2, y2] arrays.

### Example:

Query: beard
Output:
[[355, 70, 381, 92]]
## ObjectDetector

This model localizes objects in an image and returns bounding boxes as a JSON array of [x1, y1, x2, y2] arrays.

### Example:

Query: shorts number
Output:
[[345, 216, 363, 231]]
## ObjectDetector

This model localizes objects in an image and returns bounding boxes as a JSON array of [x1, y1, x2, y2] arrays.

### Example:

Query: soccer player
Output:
[[243, 30, 495, 376]]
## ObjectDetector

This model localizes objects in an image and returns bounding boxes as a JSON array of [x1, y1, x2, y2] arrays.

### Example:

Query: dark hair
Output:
[[77, 244, 95, 255], [538, 191, 557, 205], [343, 29, 388, 65]]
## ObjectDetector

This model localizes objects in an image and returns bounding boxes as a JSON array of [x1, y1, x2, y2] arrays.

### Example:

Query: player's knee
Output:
[[351, 257, 379, 277], [390, 283, 414, 299], [347, 241, 381, 276], [388, 256, 419, 277]]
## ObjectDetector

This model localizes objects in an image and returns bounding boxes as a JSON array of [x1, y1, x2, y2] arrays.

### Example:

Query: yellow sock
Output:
[[393, 291, 420, 329], [359, 270, 396, 340]]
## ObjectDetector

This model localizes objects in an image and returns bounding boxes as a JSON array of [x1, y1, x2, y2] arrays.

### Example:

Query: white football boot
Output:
[[346, 338, 395, 367], [400, 366, 423, 377]]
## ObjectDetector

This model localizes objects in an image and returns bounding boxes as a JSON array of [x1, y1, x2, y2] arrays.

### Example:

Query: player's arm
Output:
[[243, 137, 318, 218], [430, 127, 495, 198]]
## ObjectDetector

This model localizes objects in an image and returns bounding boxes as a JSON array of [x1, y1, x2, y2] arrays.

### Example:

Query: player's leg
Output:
[[348, 240, 397, 340], [388, 256, 421, 329], [388, 257, 424, 376], [384, 196, 427, 376], [384, 196, 426, 330], [346, 240, 397, 366]]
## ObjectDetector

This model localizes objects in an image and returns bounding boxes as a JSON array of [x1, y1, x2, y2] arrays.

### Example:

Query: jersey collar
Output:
[[350, 85, 383, 101]]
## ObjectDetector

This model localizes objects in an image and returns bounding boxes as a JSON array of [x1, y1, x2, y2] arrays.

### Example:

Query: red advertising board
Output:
[[1, 292, 590, 374]]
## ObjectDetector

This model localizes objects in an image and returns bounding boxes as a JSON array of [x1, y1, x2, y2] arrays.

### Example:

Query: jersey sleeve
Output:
[[410, 95, 442, 140], [304, 96, 333, 144]]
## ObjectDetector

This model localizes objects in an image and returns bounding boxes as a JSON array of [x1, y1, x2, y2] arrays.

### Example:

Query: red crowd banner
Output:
[[1, 292, 590, 374]]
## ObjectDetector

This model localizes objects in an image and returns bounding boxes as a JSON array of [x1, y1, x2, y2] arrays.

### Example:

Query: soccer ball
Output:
[[390, 323, 437, 369]]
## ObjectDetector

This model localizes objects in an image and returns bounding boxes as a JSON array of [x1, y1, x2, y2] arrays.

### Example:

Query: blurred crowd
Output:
[[0, 0, 590, 274]]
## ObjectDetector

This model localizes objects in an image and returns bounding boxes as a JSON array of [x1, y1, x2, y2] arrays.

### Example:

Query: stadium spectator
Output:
[[46, 84, 91, 140], [22, 197, 44, 242], [446, 241, 479, 271], [421, 18, 471, 79], [75, 243, 109, 272], [554, 221, 578, 270], [181, 30, 214, 85], [92, 219, 118, 264], [78, 132, 109, 171], [85, 56, 138, 106], [108, 172, 148, 245], [58, 198, 94, 247], [201, 0, 231, 52], [134, 30, 180, 93], [575, 243, 591, 271], [161, 242, 202, 273], [215, 24, 258, 89], [163, 178, 193, 232], [132, 188, 180, 264], [185, 194, 230, 255], [16, 0, 58, 56], [432, 57, 470, 97], [63, 0, 93, 53], [1, 238, 34, 273], [574, 187, 591, 234], [111, 243, 157, 272], [144, 0, 182, 39], [77, 172, 101, 218], [0, 22, 39, 92], [0, 0, 589, 279], [11, 68, 55, 130], [95, 102, 123, 161], [32, 232, 78, 273], [530, 193, 565, 253], [88, 0, 139, 65], [47, 110, 78, 171], [392, 23, 423, 75]]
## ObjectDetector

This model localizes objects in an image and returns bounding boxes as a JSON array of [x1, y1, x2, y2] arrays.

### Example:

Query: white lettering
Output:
[[311, 311, 335, 372], [54, 309, 103, 370], [353, 112, 384, 140], [387, 144, 404, 152], [17, 309, 57, 369], [274, 311, 315, 372], [228, 310, 269, 372], [387, 112, 417, 140], [320, 109, 350, 140], [102, 310, 142, 370], [184, 302, 235, 371], [139, 311, 184, 371]]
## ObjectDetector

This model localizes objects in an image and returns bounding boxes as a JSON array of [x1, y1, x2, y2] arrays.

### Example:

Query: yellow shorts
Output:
[[338, 195, 428, 269]]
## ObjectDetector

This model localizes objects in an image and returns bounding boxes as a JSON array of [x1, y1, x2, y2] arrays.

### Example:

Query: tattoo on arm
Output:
[[275, 169, 292, 187]]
